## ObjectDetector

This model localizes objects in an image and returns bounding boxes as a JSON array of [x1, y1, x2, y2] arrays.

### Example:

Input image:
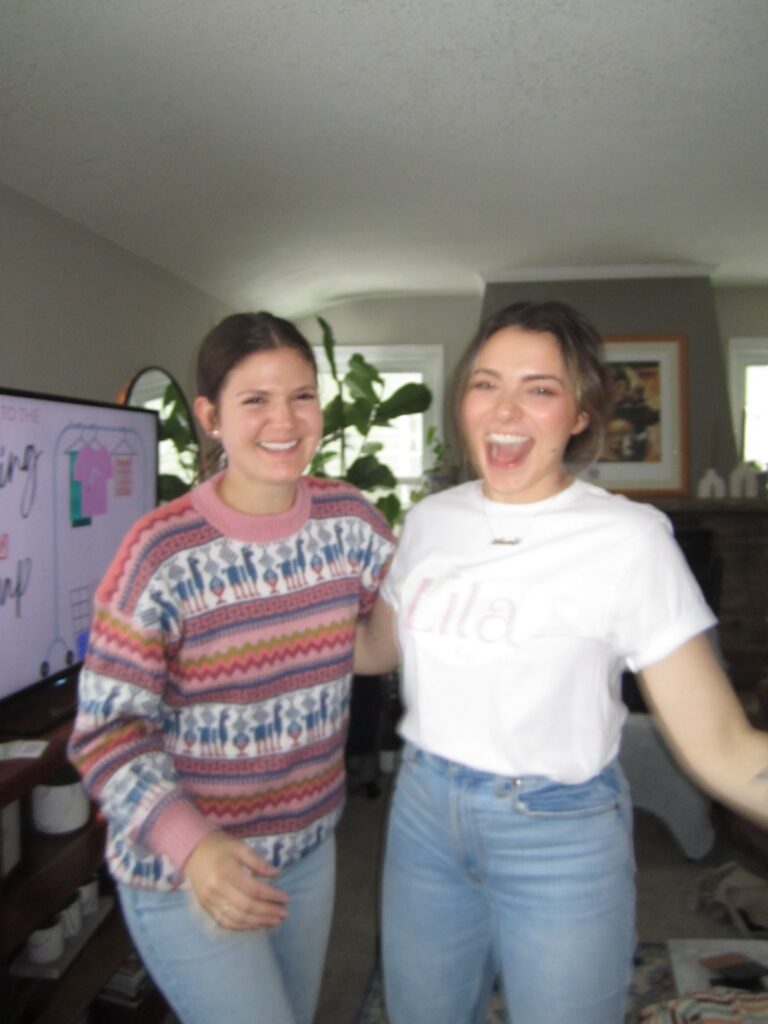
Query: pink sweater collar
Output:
[[191, 472, 312, 542]]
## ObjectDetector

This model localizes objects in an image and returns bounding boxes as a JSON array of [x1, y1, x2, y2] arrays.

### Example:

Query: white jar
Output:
[[58, 894, 83, 939], [32, 765, 90, 835], [78, 874, 100, 917], [26, 918, 64, 964]]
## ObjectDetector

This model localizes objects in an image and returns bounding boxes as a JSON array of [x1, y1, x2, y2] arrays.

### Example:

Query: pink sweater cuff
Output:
[[146, 799, 219, 872]]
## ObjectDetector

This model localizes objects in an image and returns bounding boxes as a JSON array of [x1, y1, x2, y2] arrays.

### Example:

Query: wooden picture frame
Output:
[[586, 335, 687, 496]]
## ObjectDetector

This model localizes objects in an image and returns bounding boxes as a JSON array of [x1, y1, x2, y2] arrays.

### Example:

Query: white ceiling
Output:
[[2, 0, 768, 317]]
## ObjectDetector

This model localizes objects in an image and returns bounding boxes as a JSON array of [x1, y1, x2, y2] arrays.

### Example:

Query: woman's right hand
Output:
[[184, 830, 290, 930]]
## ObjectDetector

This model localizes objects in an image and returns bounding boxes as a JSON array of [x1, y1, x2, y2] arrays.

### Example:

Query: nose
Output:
[[270, 398, 298, 429], [496, 390, 522, 421]]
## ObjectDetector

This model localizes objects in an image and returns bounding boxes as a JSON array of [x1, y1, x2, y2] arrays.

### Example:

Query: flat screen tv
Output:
[[0, 387, 158, 734]]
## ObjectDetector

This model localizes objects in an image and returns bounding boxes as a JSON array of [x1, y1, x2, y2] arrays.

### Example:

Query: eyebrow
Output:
[[234, 382, 318, 397], [469, 367, 565, 385]]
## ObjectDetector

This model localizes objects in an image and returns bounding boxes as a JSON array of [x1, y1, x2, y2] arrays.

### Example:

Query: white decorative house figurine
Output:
[[728, 462, 759, 498], [696, 468, 726, 498]]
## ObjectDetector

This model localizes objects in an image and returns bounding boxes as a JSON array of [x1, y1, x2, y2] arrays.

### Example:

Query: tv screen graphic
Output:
[[0, 387, 158, 716]]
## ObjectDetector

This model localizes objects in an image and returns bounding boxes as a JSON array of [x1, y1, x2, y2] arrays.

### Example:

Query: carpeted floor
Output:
[[355, 942, 675, 1024]]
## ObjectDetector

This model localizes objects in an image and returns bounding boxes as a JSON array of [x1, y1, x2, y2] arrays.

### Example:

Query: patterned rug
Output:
[[355, 942, 675, 1023]]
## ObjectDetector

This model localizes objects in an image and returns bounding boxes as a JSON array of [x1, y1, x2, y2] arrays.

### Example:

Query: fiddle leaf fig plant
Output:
[[310, 316, 433, 526], [157, 381, 200, 502]]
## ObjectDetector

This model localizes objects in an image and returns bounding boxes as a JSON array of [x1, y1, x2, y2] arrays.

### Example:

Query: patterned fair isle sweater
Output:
[[68, 474, 395, 890]]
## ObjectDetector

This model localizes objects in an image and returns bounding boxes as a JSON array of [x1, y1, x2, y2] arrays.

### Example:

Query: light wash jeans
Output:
[[381, 745, 635, 1024], [118, 835, 335, 1024]]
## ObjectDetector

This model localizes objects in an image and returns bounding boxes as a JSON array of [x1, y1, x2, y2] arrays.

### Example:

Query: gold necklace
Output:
[[477, 476, 574, 545], [478, 490, 538, 546]]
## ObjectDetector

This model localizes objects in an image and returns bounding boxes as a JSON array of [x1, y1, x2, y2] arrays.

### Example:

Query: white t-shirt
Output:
[[381, 479, 716, 783]]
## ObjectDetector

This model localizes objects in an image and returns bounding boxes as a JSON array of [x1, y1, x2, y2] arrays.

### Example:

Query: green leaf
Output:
[[345, 354, 382, 403], [346, 454, 397, 490], [162, 387, 193, 429], [346, 398, 372, 436], [308, 449, 335, 475], [313, 449, 336, 467], [349, 352, 382, 381], [317, 316, 339, 381], [375, 492, 403, 528], [360, 441, 384, 456], [158, 473, 192, 501], [161, 417, 197, 455], [322, 394, 345, 436], [374, 382, 432, 424]]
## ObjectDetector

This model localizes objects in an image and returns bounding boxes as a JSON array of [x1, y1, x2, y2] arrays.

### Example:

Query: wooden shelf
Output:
[[0, 721, 73, 808], [652, 497, 768, 515], [655, 501, 768, 689], [1, 703, 168, 1024], [0, 711, 133, 1024], [0, 816, 106, 960], [21, 904, 134, 1024]]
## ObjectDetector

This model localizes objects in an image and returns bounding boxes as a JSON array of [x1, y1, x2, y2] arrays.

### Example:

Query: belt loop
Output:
[[512, 777, 524, 809]]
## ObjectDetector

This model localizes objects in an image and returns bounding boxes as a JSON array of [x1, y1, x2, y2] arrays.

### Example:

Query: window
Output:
[[728, 338, 768, 468], [314, 344, 444, 505]]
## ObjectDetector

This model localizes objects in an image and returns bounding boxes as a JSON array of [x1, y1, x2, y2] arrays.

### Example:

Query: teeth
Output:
[[260, 440, 298, 451], [487, 433, 528, 445]]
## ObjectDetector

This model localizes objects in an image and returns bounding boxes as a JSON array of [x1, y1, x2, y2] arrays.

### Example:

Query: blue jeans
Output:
[[381, 745, 635, 1024], [118, 835, 335, 1024]]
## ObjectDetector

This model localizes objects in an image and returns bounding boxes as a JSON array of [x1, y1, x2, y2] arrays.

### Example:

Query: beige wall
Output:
[[0, 184, 232, 406], [297, 292, 481, 373], [714, 285, 768, 342]]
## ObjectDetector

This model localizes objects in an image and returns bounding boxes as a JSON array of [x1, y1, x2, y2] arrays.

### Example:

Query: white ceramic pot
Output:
[[58, 894, 82, 939], [78, 875, 100, 917], [26, 918, 64, 964], [32, 766, 90, 835]]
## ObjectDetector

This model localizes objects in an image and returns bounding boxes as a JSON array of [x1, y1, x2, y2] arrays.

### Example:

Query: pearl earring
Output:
[[209, 428, 220, 440]]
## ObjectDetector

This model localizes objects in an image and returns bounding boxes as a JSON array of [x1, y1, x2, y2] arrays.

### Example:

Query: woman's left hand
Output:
[[184, 830, 290, 930]]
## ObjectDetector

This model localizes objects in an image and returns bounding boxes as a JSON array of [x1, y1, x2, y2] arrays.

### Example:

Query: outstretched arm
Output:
[[354, 595, 399, 676], [639, 632, 768, 829]]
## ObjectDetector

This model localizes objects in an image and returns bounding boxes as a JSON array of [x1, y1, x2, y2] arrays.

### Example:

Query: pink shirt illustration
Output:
[[73, 443, 114, 516]]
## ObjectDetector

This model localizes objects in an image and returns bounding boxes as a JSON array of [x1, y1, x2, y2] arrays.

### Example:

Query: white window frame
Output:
[[728, 337, 768, 458], [313, 343, 444, 474]]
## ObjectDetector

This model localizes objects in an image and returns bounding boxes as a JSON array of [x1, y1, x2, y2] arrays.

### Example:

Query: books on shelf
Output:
[[97, 950, 151, 1007]]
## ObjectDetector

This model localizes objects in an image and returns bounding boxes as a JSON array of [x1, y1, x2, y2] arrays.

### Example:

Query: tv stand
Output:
[[0, 713, 169, 1023], [0, 675, 79, 738]]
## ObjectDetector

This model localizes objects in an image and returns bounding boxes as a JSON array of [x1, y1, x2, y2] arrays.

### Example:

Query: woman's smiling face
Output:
[[460, 326, 589, 504], [195, 346, 322, 514]]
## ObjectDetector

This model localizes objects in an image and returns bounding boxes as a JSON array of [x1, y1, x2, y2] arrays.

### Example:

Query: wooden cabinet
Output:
[[0, 718, 147, 1023], [656, 499, 768, 691]]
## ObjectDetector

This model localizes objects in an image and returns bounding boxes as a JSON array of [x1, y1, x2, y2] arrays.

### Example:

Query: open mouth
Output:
[[259, 440, 300, 452], [486, 432, 532, 467]]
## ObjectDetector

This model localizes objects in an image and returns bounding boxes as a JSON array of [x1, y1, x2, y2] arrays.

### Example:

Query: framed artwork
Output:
[[586, 335, 688, 496]]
